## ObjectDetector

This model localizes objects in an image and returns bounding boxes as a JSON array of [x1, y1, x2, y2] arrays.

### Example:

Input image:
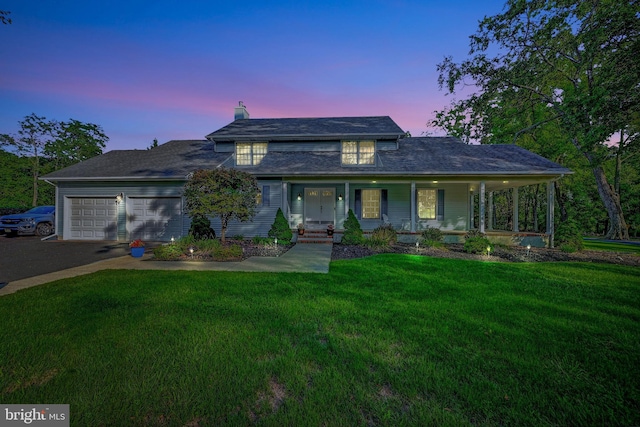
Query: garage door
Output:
[[69, 198, 117, 240], [127, 197, 182, 241]]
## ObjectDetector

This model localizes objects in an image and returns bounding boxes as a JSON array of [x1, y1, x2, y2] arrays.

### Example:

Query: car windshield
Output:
[[26, 206, 54, 214]]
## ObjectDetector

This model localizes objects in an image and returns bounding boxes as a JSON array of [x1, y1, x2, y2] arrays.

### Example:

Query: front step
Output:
[[295, 229, 334, 244]]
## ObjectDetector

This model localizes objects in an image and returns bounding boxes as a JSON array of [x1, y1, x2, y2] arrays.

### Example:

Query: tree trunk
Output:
[[593, 166, 629, 240], [533, 184, 539, 232]]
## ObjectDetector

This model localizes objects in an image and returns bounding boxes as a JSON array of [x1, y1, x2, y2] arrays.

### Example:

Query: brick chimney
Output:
[[234, 101, 250, 120]]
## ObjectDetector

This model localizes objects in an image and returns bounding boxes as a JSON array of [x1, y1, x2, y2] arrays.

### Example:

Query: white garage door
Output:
[[127, 197, 182, 241], [69, 198, 117, 240]]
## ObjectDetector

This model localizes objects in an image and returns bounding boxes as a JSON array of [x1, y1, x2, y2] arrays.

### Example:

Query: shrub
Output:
[[252, 236, 272, 244], [195, 238, 221, 252], [555, 220, 584, 251], [421, 226, 444, 247], [268, 208, 293, 243], [231, 234, 244, 241], [152, 244, 184, 260], [189, 214, 216, 240], [367, 224, 397, 248], [342, 209, 364, 245], [464, 236, 492, 254], [213, 244, 243, 261]]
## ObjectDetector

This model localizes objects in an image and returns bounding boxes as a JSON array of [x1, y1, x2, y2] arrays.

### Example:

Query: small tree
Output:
[[184, 168, 259, 243], [342, 209, 364, 245], [268, 208, 293, 243]]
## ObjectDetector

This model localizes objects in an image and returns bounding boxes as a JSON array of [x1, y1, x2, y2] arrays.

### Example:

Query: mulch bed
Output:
[[331, 243, 640, 267]]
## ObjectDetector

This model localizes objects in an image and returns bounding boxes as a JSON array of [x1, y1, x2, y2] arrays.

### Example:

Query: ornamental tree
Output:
[[183, 168, 259, 243]]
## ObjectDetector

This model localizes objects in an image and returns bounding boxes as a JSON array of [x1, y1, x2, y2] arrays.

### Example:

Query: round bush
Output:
[[464, 236, 492, 254], [189, 214, 216, 240]]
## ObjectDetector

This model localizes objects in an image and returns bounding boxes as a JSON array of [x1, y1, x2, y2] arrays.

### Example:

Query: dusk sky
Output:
[[1, 0, 506, 152]]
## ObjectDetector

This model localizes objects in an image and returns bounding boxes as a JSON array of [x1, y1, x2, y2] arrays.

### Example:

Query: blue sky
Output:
[[0, 0, 506, 152]]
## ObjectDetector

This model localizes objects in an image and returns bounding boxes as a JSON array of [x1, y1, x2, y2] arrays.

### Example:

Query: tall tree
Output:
[[433, 0, 640, 239], [45, 119, 108, 169], [0, 10, 11, 25], [0, 114, 53, 206], [183, 168, 259, 243]]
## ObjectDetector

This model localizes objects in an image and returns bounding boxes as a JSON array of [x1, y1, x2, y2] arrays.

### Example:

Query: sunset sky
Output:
[[1, 0, 505, 152]]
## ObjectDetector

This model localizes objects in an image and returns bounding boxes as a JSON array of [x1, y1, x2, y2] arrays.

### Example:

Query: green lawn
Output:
[[583, 238, 640, 254], [1, 255, 639, 426]]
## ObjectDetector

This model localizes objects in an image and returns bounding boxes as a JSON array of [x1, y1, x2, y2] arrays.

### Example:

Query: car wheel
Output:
[[36, 222, 53, 236]]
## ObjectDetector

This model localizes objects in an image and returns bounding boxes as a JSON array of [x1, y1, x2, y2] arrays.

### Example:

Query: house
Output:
[[42, 104, 571, 246]]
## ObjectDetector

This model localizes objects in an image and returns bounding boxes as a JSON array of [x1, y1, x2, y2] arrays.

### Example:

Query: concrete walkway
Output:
[[0, 243, 333, 296]]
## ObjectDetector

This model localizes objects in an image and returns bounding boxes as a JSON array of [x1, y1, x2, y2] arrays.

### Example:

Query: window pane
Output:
[[362, 189, 380, 219], [418, 189, 436, 219], [236, 143, 251, 165], [342, 141, 358, 165], [359, 141, 375, 164], [252, 143, 267, 165]]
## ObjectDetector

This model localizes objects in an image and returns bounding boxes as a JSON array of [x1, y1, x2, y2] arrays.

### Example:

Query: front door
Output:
[[304, 188, 335, 228]]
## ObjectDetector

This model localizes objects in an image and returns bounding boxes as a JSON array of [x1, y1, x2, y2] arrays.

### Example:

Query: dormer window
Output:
[[342, 140, 375, 165], [236, 142, 267, 166]]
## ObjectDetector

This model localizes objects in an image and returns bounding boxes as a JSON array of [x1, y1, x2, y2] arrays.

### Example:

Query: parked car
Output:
[[0, 206, 55, 236]]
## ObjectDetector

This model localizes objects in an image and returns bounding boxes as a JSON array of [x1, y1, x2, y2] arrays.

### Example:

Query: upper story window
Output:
[[236, 142, 267, 166], [342, 140, 375, 165]]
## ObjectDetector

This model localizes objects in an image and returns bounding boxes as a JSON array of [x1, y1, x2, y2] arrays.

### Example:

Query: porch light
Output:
[[297, 193, 302, 201], [338, 194, 343, 201], [115, 192, 123, 204]]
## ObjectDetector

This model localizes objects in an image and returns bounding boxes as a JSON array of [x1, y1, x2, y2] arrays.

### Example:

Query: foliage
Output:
[[366, 224, 397, 248], [1, 258, 638, 425], [555, 220, 585, 252], [152, 244, 184, 260], [183, 168, 259, 243], [188, 214, 216, 240], [341, 209, 364, 245], [0, 10, 11, 24], [267, 208, 293, 243], [421, 226, 444, 247], [1, 114, 107, 207], [212, 244, 243, 261], [432, 0, 639, 240], [252, 236, 273, 245], [464, 235, 492, 254], [231, 234, 244, 241]]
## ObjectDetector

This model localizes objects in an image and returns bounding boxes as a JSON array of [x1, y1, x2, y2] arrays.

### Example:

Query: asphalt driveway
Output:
[[0, 235, 134, 283]]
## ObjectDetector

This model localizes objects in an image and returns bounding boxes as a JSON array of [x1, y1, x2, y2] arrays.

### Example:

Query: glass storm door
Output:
[[304, 188, 335, 227]]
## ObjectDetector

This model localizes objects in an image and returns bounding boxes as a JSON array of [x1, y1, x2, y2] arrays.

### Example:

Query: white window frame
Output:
[[362, 189, 380, 219], [236, 142, 267, 166], [417, 188, 437, 220], [341, 140, 375, 165]]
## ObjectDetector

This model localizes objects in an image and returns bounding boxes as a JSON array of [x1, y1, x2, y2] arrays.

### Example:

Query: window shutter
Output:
[[381, 189, 388, 217], [262, 185, 270, 207], [354, 189, 362, 219], [437, 189, 445, 221]]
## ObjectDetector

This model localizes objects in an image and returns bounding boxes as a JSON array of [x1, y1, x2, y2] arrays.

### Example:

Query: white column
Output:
[[513, 187, 519, 232], [479, 181, 486, 234], [410, 182, 416, 232], [469, 189, 475, 230], [344, 182, 350, 217], [547, 181, 555, 248], [488, 191, 494, 231]]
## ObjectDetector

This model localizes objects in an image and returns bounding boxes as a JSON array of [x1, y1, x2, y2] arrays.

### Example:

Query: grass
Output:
[[1, 255, 639, 426], [583, 238, 640, 254]]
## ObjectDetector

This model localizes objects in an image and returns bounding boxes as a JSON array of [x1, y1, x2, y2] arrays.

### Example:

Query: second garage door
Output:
[[127, 197, 182, 241]]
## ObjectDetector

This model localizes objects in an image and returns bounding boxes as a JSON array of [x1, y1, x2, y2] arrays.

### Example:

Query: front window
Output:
[[362, 189, 380, 219], [342, 140, 375, 165], [418, 189, 437, 219], [236, 142, 267, 165]]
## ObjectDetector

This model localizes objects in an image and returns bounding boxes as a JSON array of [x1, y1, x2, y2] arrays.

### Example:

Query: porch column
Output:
[[513, 187, 519, 232], [479, 181, 486, 233], [410, 182, 416, 232], [281, 182, 288, 213], [488, 191, 494, 231], [469, 188, 475, 229], [344, 182, 350, 217], [546, 181, 555, 248]]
